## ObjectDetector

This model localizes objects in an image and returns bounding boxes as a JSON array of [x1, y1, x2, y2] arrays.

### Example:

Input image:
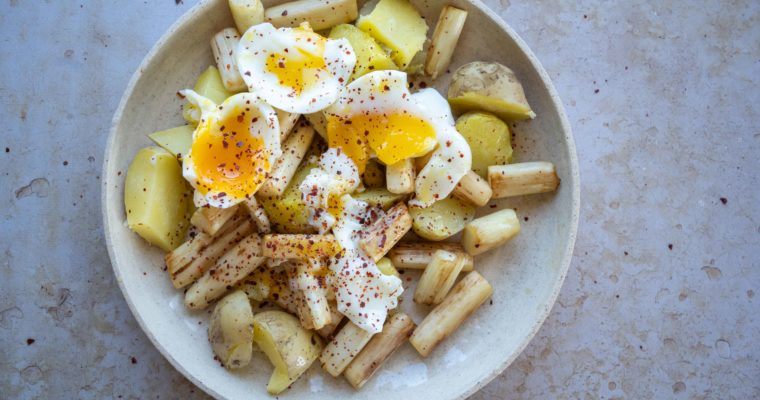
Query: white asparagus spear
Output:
[[265, 0, 358, 31], [185, 233, 266, 310], [424, 6, 468, 80], [343, 313, 416, 389], [488, 162, 560, 198], [242, 196, 271, 233], [461, 209, 520, 256], [413, 250, 466, 305], [171, 220, 254, 288], [320, 321, 374, 377], [316, 301, 344, 339], [304, 111, 328, 140], [190, 204, 239, 236], [257, 122, 315, 198], [228, 0, 265, 33], [165, 211, 246, 274], [409, 271, 492, 357], [386, 158, 416, 194], [359, 203, 412, 262], [387, 242, 474, 272], [276, 109, 302, 141], [210, 28, 247, 92], [452, 170, 492, 207], [295, 260, 332, 330], [262, 234, 341, 259]]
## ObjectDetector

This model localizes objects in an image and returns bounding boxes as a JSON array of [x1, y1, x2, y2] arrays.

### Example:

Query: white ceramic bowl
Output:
[[102, 0, 579, 398]]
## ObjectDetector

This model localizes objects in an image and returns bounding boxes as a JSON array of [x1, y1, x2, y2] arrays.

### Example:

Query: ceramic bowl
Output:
[[102, 0, 579, 398]]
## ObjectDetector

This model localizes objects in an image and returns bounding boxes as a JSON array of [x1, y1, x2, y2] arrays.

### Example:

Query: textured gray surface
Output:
[[1, 0, 758, 399]]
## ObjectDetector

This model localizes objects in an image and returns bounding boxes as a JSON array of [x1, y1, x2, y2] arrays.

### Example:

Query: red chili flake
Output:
[[130, 357, 137, 364], [26, 338, 35, 345], [667, 244, 673, 250], [720, 197, 728, 205], [63, 160, 68, 166]]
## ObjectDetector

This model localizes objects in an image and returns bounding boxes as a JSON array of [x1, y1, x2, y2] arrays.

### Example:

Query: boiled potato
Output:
[[148, 125, 193, 160], [362, 159, 386, 189], [253, 310, 322, 394], [448, 61, 535, 121], [355, 0, 428, 69], [208, 290, 255, 369], [329, 24, 398, 80], [124, 146, 192, 251], [182, 66, 235, 125], [376, 257, 400, 277], [258, 163, 317, 233], [455, 112, 513, 178], [353, 188, 406, 210], [409, 197, 475, 241]]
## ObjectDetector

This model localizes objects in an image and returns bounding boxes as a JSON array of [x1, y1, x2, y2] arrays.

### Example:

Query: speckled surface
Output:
[[1, 0, 758, 398]]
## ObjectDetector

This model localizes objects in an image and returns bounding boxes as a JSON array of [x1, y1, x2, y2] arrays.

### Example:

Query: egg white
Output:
[[181, 90, 281, 208], [237, 23, 356, 114]]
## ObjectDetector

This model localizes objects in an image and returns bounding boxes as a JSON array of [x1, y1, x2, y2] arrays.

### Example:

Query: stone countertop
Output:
[[1, 0, 758, 398]]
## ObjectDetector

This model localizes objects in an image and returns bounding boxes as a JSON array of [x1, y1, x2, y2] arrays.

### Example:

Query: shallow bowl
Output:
[[102, 0, 579, 398]]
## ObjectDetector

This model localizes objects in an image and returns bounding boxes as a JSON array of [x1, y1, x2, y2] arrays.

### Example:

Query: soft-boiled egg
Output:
[[329, 194, 403, 333], [181, 90, 281, 208], [409, 88, 472, 207], [325, 70, 471, 206], [325, 70, 438, 174], [237, 23, 356, 114], [300, 148, 361, 233]]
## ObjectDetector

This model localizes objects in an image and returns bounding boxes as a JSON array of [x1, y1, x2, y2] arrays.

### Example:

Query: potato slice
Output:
[[253, 310, 323, 395], [124, 146, 192, 251], [448, 61, 535, 121], [148, 125, 193, 160], [455, 112, 513, 178], [355, 0, 428, 69], [258, 163, 318, 233], [352, 188, 406, 210], [182, 66, 235, 125], [208, 290, 254, 369], [329, 24, 398, 80], [409, 197, 475, 241]]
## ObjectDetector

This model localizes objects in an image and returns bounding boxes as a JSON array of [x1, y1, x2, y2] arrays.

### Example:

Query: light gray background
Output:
[[1, 0, 758, 398]]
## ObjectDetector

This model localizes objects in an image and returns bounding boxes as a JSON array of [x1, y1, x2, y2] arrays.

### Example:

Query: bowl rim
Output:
[[101, 0, 580, 398]]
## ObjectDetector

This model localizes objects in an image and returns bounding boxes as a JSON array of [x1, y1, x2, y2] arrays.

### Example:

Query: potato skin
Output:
[[124, 146, 192, 251], [409, 197, 475, 241], [208, 290, 255, 369], [253, 310, 322, 394], [448, 61, 535, 121], [455, 112, 513, 178]]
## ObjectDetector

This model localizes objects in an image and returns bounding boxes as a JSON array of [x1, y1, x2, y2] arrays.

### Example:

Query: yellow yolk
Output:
[[191, 107, 269, 201], [327, 112, 437, 171], [327, 194, 344, 219], [264, 37, 327, 95]]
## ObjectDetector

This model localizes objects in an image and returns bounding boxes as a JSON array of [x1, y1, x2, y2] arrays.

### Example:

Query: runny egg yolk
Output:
[[264, 38, 327, 95], [191, 107, 269, 201], [327, 112, 437, 172]]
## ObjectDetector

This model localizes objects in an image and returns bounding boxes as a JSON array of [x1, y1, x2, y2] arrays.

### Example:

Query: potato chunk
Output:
[[355, 0, 428, 69], [409, 197, 475, 241], [258, 163, 317, 233], [182, 66, 235, 125], [253, 310, 323, 394], [208, 290, 254, 369], [352, 188, 406, 210], [329, 24, 398, 80], [448, 61, 535, 121], [455, 112, 513, 178], [148, 125, 194, 160], [124, 146, 191, 251]]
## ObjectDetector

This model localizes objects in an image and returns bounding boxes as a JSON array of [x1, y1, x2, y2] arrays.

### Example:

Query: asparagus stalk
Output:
[[488, 162, 560, 198]]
